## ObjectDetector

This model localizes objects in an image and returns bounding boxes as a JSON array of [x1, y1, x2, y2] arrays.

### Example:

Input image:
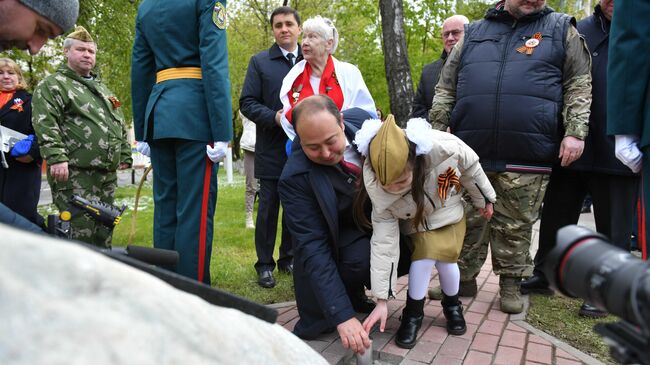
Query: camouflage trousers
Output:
[[458, 172, 549, 280], [48, 166, 118, 248]]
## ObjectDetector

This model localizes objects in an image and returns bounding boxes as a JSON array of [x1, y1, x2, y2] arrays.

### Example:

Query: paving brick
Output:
[[463, 311, 484, 325], [469, 333, 500, 353], [397, 275, 409, 285], [438, 336, 471, 359], [432, 315, 447, 327], [474, 291, 497, 303], [499, 329, 526, 349], [525, 343, 552, 364], [381, 341, 410, 360], [405, 340, 441, 363], [505, 322, 527, 333], [424, 304, 443, 318], [420, 324, 448, 343], [396, 290, 408, 300], [494, 345, 524, 365], [431, 354, 463, 365], [555, 357, 583, 365], [468, 300, 492, 314], [487, 309, 509, 322], [283, 317, 299, 332], [399, 359, 428, 365], [306, 340, 331, 352], [486, 275, 500, 284], [478, 319, 505, 336], [529, 334, 552, 346], [482, 283, 500, 293], [319, 350, 344, 365], [555, 348, 579, 360], [463, 350, 493, 365], [276, 308, 299, 324], [457, 323, 478, 341]]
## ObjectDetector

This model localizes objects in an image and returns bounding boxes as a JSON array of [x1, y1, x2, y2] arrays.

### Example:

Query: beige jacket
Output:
[[365, 130, 496, 299]]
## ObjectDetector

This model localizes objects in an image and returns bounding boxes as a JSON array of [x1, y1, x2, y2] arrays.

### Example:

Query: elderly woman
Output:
[[0, 58, 42, 226], [280, 16, 377, 140]]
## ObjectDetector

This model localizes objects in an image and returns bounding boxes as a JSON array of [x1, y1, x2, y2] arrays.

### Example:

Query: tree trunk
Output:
[[379, 0, 414, 126]]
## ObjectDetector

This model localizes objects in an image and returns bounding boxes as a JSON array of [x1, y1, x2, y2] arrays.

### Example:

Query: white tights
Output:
[[407, 259, 460, 300]]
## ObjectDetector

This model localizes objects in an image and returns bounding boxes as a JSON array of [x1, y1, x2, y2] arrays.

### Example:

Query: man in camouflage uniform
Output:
[[33, 26, 132, 247], [428, 0, 592, 313]]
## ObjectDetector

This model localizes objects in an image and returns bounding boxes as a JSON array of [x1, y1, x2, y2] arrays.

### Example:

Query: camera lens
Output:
[[543, 225, 650, 327]]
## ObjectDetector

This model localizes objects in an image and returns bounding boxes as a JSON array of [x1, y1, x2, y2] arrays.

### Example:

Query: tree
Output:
[[379, 0, 413, 126]]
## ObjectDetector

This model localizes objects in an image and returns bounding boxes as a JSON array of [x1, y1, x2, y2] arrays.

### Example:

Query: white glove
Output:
[[136, 141, 151, 157], [614, 135, 643, 173], [206, 141, 229, 163]]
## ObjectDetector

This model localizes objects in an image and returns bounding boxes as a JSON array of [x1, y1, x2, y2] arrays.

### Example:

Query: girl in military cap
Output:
[[354, 116, 496, 348]]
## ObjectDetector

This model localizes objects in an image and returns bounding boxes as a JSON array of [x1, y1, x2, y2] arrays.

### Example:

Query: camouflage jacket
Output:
[[32, 64, 132, 170]]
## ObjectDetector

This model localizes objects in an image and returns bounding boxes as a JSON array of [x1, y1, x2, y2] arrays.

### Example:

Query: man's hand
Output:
[[337, 317, 371, 355], [206, 141, 229, 163], [362, 299, 387, 333], [275, 110, 283, 127], [478, 202, 494, 221], [558, 136, 585, 167], [118, 163, 130, 170], [50, 162, 69, 182]]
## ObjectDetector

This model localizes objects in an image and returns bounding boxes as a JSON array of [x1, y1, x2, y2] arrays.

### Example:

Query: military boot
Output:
[[442, 293, 467, 335], [428, 279, 477, 300], [395, 294, 425, 349], [499, 276, 523, 314]]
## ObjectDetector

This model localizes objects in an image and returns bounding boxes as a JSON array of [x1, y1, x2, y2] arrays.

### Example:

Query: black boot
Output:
[[395, 295, 425, 349], [442, 293, 467, 336]]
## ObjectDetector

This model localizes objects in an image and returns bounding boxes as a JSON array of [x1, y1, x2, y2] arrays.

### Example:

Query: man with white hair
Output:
[[411, 14, 469, 121], [32, 26, 132, 247], [0, 0, 78, 54]]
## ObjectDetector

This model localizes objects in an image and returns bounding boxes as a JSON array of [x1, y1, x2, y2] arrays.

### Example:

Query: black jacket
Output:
[[411, 51, 447, 121], [571, 6, 636, 175], [239, 43, 302, 179], [278, 108, 370, 338], [0, 90, 42, 225]]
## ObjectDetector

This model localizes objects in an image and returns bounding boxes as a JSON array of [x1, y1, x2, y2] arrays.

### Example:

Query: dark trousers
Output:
[[150, 139, 218, 284], [534, 168, 639, 277], [293, 235, 371, 340], [254, 178, 292, 272]]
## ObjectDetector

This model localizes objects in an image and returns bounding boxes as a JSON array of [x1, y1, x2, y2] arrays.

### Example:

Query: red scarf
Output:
[[285, 55, 344, 123], [0, 90, 15, 109]]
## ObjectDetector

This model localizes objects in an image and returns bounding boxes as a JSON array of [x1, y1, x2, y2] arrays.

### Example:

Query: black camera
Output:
[[543, 225, 650, 365]]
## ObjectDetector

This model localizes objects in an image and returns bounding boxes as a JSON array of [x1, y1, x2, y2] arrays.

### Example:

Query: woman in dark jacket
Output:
[[0, 57, 42, 226]]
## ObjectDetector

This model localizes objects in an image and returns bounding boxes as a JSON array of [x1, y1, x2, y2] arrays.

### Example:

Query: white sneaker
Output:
[[246, 214, 255, 229]]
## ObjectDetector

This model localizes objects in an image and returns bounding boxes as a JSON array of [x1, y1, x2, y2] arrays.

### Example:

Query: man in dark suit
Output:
[[240, 6, 301, 288], [131, 0, 232, 284], [411, 15, 468, 121], [278, 95, 373, 354]]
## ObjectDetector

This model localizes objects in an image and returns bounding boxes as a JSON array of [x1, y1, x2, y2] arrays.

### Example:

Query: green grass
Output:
[[40, 170, 295, 305], [526, 294, 617, 364]]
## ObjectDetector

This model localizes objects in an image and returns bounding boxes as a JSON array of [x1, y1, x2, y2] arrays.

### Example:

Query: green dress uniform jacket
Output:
[[131, 0, 233, 283]]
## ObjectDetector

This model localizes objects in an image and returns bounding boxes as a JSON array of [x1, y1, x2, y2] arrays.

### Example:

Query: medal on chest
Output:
[[516, 32, 542, 55], [10, 98, 24, 112]]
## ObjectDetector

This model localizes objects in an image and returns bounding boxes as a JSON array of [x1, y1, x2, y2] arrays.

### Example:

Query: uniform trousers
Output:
[[458, 172, 548, 281], [150, 139, 217, 284], [254, 178, 292, 273]]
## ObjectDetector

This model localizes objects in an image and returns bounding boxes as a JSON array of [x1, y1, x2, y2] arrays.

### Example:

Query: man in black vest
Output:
[[411, 14, 468, 121], [240, 6, 302, 288], [278, 95, 374, 353], [521, 0, 639, 318], [430, 0, 592, 314]]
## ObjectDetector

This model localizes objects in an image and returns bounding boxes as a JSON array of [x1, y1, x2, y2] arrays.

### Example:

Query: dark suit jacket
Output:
[[131, 0, 232, 143], [278, 108, 369, 337], [411, 51, 447, 121], [239, 43, 303, 178], [0, 90, 42, 225]]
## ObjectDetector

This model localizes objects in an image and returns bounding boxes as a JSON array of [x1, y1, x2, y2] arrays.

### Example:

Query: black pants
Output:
[[254, 178, 292, 272], [534, 168, 639, 277]]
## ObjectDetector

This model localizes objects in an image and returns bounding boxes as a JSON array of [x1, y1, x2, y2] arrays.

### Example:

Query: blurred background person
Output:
[[280, 15, 377, 141], [0, 57, 42, 226], [239, 110, 257, 229]]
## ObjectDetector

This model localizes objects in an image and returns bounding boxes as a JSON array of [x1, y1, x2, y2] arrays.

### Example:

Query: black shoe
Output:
[[278, 263, 293, 274], [395, 294, 425, 349], [578, 302, 608, 318], [257, 270, 276, 288], [442, 293, 467, 336], [351, 291, 376, 314], [520, 274, 554, 295]]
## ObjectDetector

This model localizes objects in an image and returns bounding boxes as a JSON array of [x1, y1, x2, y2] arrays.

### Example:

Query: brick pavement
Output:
[[273, 260, 605, 365]]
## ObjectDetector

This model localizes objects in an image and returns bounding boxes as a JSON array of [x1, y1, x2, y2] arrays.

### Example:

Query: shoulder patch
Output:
[[213, 2, 226, 29]]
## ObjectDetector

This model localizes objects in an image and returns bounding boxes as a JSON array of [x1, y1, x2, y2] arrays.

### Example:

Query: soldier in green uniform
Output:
[[131, 0, 232, 284], [32, 26, 132, 247]]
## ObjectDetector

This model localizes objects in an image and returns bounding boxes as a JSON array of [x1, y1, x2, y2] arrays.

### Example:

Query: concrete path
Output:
[[271, 213, 605, 365]]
